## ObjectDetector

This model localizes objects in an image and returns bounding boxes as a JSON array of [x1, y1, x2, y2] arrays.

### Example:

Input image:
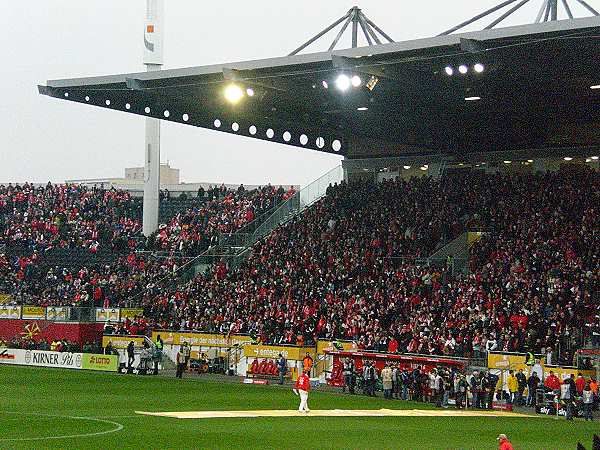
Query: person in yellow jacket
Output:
[[507, 370, 518, 404]]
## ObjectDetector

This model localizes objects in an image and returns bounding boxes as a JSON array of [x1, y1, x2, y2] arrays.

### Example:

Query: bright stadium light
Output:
[[458, 65, 468, 74], [592, 156, 599, 160], [503, 160, 512, 164], [465, 96, 481, 101], [357, 107, 368, 111], [474, 63, 485, 73], [563, 157, 573, 161], [403, 165, 411, 170], [527, 159, 534, 163], [246, 87, 255, 97], [591, 85, 600, 90], [224, 84, 244, 104], [335, 74, 351, 91], [351, 75, 362, 87], [322, 80, 329, 89], [445, 66, 454, 76]]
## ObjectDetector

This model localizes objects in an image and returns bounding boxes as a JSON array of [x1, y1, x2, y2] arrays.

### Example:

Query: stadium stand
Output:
[[141, 167, 599, 363], [1, 168, 598, 364]]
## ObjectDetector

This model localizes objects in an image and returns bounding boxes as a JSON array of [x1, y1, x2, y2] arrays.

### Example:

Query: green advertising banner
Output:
[[81, 354, 118, 372]]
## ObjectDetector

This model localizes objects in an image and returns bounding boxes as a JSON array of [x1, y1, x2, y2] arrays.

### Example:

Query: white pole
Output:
[[142, 0, 164, 236]]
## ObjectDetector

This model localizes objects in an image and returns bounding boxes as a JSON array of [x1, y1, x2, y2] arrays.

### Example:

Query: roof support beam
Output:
[[351, 13, 358, 48], [485, 0, 532, 29], [358, 16, 374, 46], [561, 0, 574, 18], [328, 15, 353, 51], [438, 0, 519, 35], [573, 0, 600, 15], [536, 0, 550, 21], [543, 1, 552, 20], [550, 0, 558, 20], [363, 15, 395, 43], [364, 21, 382, 45], [288, 12, 350, 56]]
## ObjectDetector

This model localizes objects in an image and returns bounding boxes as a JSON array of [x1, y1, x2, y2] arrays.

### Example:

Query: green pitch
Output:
[[0, 366, 596, 449]]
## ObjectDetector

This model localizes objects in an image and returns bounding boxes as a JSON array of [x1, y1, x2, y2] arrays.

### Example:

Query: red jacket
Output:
[[295, 373, 310, 392], [544, 374, 561, 391], [499, 440, 514, 450]]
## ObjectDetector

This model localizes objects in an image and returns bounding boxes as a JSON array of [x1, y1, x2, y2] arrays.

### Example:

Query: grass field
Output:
[[0, 366, 597, 449]]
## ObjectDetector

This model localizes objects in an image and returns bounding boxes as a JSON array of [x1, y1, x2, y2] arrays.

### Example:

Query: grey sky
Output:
[[0, 0, 591, 186]]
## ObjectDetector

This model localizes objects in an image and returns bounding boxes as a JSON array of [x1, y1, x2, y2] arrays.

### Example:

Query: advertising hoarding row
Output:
[[0, 348, 117, 372]]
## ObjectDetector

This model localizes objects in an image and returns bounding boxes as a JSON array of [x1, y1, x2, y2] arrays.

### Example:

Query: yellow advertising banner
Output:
[[95, 308, 120, 323], [244, 344, 314, 361], [0, 294, 13, 304], [120, 308, 144, 319], [46, 306, 68, 321], [151, 331, 253, 348], [21, 306, 46, 320], [102, 335, 146, 349], [487, 352, 528, 371], [316, 340, 357, 355], [488, 352, 595, 379], [0, 305, 21, 319]]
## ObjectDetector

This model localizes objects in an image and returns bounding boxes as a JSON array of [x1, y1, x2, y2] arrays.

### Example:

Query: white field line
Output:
[[0, 412, 123, 442]]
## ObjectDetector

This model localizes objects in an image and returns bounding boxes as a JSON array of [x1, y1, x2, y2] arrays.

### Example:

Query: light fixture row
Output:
[[445, 63, 485, 76]]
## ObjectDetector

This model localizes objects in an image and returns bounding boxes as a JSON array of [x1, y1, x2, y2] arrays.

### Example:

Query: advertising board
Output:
[[0, 348, 117, 372], [81, 354, 118, 372], [102, 335, 146, 349], [21, 306, 46, 320], [95, 308, 120, 322], [152, 331, 253, 348], [120, 308, 144, 319], [244, 344, 314, 361], [46, 306, 69, 321], [0, 305, 21, 319]]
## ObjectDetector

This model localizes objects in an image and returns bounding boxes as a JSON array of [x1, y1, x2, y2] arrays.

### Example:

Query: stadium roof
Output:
[[39, 16, 600, 160]]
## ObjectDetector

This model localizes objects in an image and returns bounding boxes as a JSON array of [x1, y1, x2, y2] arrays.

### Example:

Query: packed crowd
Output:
[[146, 184, 293, 256], [144, 168, 600, 359], [0, 182, 293, 305], [1, 168, 599, 361], [0, 183, 141, 253]]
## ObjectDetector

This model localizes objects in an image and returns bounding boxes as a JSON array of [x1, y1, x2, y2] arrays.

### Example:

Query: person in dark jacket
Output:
[[277, 353, 287, 385], [127, 341, 135, 368], [515, 369, 527, 406], [527, 372, 540, 407]]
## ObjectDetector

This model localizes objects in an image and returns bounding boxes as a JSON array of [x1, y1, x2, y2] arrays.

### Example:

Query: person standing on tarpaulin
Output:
[[293, 370, 311, 412]]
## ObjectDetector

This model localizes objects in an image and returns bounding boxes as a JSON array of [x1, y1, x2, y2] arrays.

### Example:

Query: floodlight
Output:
[[403, 165, 411, 170], [444, 66, 454, 76], [465, 96, 481, 101], [246, 87, 255, 97], [591, 85, 600, 90], [357, 107, 368, 111], [503, 160, 512, 164], [366, 76, 379, 91], [474, 63, 485, 73], [563, 157, 573, 161], [224, 84, 244, 104], [458, 65, 468, 74], [592, 156, 599, 160], [351, 75, 362, 87], [335, 74, 351, 91], [322, 80, 329, 89]]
